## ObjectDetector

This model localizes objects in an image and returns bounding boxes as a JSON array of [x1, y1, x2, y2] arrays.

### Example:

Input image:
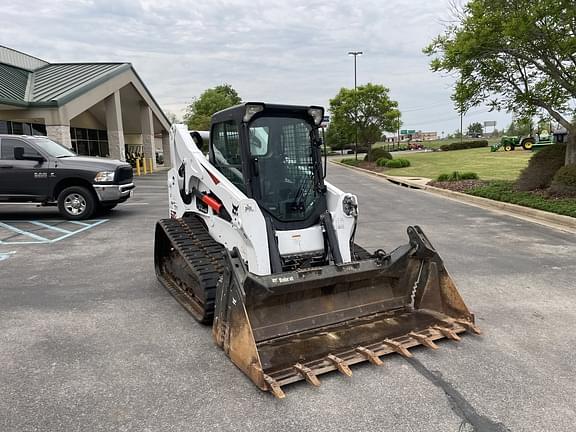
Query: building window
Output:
[[70, 127, 109, 157], [0, 120, 46, 136]]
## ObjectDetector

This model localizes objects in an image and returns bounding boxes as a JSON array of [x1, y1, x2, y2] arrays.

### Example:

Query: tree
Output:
[[424, 0, 576, 165], [164, 110, 179, 124], [506, 117, 533, 136], [467, 122, 483, 136], [325, 117, 354, 153], [329, 83, 400, 160], [184, 84, 242, 130]]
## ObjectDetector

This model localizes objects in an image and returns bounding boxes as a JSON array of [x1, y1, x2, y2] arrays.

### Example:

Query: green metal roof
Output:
[[0, 63, 30, 103], [0, 46, 48, 71], [0, 61, 130, 107], [31, 63, 129, 103]]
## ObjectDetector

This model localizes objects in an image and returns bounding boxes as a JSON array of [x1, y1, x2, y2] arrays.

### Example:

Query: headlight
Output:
[[94, 171, 115, 182]]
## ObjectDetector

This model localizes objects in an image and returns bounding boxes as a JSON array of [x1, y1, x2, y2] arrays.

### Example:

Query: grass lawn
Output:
[[373, 137, 500, 150], [384, 147, 532, 181]]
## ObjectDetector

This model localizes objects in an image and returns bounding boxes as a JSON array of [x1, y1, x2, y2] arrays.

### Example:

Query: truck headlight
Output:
[[94, 171, 115, 182]]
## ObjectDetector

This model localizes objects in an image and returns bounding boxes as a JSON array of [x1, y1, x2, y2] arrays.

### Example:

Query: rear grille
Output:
[[115, 166, 133, 184]]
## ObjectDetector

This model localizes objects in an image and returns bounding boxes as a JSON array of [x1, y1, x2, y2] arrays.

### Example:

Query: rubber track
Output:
[[158, 215, 225, 323]]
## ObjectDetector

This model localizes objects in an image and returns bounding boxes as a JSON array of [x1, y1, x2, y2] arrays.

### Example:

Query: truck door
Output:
[[0, 137, 51, 200]]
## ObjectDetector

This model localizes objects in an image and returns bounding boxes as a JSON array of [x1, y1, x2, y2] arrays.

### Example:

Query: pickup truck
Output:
[[0, 134, 134, 220]]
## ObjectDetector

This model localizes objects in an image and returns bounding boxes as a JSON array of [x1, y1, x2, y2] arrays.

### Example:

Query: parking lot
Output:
[[1, 165, 576, 432]]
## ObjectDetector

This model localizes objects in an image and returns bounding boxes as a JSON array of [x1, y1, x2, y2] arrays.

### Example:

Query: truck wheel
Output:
[[57, 186, 96, 220]]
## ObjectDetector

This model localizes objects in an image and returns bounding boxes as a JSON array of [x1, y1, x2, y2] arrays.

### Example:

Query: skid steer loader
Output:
[[154, 103, 480, 398]]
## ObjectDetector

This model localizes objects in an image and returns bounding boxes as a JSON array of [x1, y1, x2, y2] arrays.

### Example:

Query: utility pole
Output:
[[348, 51, 362, 160], [460, 111, 463, 145], [397, 112, 401, 150]]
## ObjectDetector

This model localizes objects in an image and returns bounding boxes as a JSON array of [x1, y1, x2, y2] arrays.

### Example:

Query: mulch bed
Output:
[[428, 180, 488, 193]]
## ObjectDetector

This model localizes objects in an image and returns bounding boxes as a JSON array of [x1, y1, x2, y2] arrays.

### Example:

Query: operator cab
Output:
[[209, 103, 327, 229]]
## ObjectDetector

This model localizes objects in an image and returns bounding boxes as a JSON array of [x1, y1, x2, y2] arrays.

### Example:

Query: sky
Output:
[[0, 0, 512, 136]]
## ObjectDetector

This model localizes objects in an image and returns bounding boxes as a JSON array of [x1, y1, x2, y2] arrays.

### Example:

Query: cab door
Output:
[[0, 137, 50, 200]]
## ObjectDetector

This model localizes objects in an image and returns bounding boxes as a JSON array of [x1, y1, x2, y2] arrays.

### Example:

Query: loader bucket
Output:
[[213, 226, 480, 398]]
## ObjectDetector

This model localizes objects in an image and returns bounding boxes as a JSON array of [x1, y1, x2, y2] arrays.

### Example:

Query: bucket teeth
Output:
[[293, 363, 321, 387], [263, 374, 285, 399], [382, 339, 413, 358], [454, 318, 482, 335], [409, 332, 439, 349], [433, 325, 461, 341], [327, 354, 353, 377], [355, 346, 384, 365]]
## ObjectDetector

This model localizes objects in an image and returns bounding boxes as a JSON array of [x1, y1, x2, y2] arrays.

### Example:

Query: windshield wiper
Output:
[[57, 155, 74, 158]]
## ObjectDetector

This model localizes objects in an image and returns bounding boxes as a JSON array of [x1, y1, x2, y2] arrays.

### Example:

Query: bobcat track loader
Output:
[[154, 103, 480, 399]]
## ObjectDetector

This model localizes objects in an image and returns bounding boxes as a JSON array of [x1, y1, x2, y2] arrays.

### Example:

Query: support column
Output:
[[105, 91, 125, 161], [161, 130, 171, 168], [140, 104, 156, 169], [46, 125, 72, 148]]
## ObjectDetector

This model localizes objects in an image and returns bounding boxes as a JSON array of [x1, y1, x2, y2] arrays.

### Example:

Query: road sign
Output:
[[400, 129, 416, 135]]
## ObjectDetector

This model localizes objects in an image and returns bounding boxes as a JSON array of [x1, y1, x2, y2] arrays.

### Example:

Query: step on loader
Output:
[[154, 103, 480, 398]]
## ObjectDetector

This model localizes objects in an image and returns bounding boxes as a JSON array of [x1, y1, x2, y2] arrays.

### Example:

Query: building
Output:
[[0, 46, 171, 167], [416, 131, 438, 141]]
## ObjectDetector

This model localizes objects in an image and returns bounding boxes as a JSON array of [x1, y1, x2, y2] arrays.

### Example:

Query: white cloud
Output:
[[0, 0, 510, 133]]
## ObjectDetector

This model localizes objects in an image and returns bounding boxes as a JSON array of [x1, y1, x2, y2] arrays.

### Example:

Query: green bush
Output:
[[440, 140, 489, 151], [365, 147, 392, 162], [436, 171, 479, 182], [340, 158, 362, 167], [469, 181, 576, 217], [385, 159, 403, 168], [550, 164, 576, 196], [376, 157, 389, 167], [516, 143, 566, 191], [384, 158, 410, 168]]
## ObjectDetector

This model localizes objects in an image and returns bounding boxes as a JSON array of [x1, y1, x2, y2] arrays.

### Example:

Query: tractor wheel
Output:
[[504, 144, 513, 151], [522, 139, 534, 150]]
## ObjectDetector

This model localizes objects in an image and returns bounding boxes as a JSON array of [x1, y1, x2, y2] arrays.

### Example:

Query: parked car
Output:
[[0, 135, 134, 219]]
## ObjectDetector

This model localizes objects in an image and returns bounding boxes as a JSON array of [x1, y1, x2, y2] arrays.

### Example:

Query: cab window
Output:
[[0, 139, 42, 160], [211, 121, 245, 192]]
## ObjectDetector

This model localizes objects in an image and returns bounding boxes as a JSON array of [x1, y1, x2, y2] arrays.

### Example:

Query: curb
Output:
[[332, 161, 576, 234]]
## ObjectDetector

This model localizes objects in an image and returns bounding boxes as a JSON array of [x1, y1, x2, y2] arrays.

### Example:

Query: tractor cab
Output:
[[209, 103, 327, 228]]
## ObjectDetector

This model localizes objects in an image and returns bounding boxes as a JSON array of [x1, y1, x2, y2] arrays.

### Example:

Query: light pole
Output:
[[348, 51, 362, 160]]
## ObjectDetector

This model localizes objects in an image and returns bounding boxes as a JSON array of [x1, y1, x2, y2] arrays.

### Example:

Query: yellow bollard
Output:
[[135, 158, 141, 176], [149, 157, 154, 173], [142, 157, 147, 175]]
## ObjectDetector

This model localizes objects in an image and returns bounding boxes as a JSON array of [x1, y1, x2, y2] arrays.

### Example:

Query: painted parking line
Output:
[[0, 219, 107, 245], [0, 251, 16, 261]]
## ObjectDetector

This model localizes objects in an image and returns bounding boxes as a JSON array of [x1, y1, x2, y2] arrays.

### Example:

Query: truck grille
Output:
[[115, 166, 133, 184]]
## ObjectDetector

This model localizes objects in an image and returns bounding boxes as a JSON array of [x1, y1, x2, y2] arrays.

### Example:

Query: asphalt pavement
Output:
[[1, 164, 575, 432]]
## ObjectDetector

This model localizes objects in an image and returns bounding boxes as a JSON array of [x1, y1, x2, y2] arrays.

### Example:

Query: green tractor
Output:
[[490, 135, 536, 152]]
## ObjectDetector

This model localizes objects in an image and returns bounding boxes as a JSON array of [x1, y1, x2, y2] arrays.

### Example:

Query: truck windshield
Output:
[[249, 116, 320, 222], [30, 138, 76, 158]]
